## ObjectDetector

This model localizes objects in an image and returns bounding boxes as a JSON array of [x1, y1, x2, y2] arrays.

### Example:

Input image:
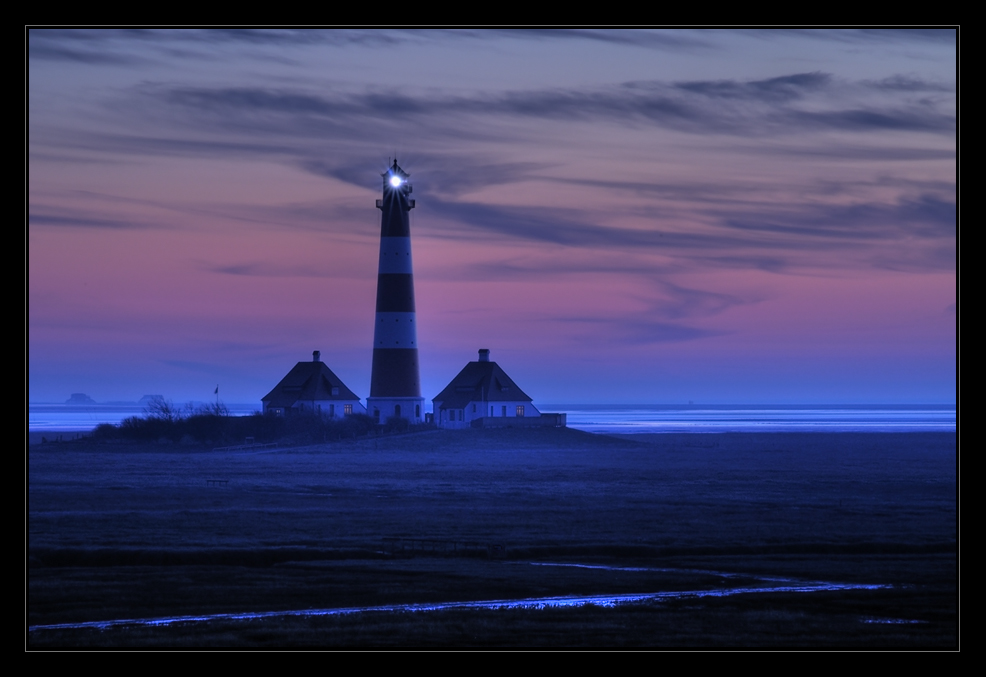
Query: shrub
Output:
[[91, 407, 394, 445], [143, 398, 183, 423], [91, 423, 120, 440], [385, 416, 410, 433]]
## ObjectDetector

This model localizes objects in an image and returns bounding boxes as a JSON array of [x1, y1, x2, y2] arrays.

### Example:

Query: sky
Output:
[[28, 29, 957, 406]]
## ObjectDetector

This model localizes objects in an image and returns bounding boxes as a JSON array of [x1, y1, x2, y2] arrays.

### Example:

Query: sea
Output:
[[546, 404, 955, 434], [28, 403, 956, 435]]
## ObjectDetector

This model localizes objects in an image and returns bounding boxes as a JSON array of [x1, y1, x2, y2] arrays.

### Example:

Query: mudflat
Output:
[[28, 428, 957, 647]]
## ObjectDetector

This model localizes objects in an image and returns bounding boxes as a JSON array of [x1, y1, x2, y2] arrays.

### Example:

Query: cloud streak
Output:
[[135, 71, 953, 146], [551, 314, 726, 345], [425, 193, 954, 253], [29, 211, 157, 230]]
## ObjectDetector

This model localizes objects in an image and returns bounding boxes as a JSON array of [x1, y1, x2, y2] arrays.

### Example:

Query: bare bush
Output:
[[143, 398, 183, 423]]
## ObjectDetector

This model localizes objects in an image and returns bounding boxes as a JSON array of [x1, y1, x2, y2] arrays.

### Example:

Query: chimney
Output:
[[478, 349, 490, 362], [313, 350, 321, 362]]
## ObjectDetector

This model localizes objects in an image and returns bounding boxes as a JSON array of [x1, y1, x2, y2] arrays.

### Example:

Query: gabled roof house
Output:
[[433, 349, 542, 429], [262, 351, 366, 418]]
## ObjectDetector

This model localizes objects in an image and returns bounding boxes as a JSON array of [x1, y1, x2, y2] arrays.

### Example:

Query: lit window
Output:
[[344, 404, 352, 415], [517, 405, 525, 417]]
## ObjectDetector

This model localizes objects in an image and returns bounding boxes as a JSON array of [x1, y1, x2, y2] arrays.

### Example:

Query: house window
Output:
[[517, 405, 525, 417], [344, 404, 352, 415], [472, 404, 476, 413], [415, 405, 420, 418], [502, 406, 507, 417], [329, 404, 335, 416], [332, 387, 339, 395]]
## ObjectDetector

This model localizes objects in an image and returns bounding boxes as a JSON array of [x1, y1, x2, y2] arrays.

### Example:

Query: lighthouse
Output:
[[366, 159, 424, 423]]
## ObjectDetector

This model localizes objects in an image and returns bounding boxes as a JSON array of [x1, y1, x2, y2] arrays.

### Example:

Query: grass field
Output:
[[28, 428, 957, 648]]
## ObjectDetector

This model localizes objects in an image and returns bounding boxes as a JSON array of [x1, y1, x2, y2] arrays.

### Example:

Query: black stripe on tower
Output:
[[370, 349, 421, 397], [379, 192, 411, 237], [374, 274, 416, 312]]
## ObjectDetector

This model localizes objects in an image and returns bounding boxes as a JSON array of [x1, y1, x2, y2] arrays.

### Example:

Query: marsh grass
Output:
[[28, 429, 956, 648]]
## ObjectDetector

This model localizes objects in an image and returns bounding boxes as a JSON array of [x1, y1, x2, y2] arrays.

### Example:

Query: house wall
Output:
[[435, 401, 540, 429], [264, 400, 366, 417], [315, 400, 367, 418]]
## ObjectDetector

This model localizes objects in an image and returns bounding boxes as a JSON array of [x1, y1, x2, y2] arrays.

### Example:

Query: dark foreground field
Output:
[[28, 429, 957, 648]]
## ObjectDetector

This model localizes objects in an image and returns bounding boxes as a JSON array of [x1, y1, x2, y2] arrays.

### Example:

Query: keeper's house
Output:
[[433, 349, 565, 429], [262, 351, 366, 418]]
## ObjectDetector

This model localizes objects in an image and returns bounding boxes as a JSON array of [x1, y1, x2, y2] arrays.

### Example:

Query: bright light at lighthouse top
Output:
[[383, 159, 412, 195], [377, 160, 415, 214]]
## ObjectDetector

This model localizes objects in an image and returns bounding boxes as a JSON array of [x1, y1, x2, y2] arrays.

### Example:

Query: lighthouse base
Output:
[[367, 397, 425, 424]]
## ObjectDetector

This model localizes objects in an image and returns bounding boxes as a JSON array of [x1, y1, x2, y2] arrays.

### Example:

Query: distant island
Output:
[[62, 394, 166, 406]]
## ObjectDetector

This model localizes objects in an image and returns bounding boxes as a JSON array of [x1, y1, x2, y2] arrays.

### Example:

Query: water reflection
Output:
[[29, 574, 891, 633]]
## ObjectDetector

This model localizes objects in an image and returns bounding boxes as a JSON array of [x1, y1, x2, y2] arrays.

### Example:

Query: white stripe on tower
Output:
[[373, 313, 417, 348], [377, 237, 414, 275]]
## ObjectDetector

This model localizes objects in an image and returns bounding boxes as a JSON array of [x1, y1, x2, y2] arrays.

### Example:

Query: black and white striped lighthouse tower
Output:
[[366, 159, 424, 423]]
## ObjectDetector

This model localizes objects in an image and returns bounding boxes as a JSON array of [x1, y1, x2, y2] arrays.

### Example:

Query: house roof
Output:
[[433, 357, 533, 410], [262, 359, 361, 409]]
